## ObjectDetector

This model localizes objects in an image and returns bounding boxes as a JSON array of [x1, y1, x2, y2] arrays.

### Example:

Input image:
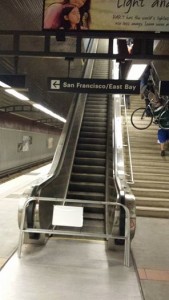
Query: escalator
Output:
[[32, 39, 114, 237], [67, 85, 109, 234], [20, 39, 135, 245]]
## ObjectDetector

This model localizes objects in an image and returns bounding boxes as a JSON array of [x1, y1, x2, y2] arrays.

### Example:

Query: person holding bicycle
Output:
[[141, 80, 155, 112], [131, 91, 169, 131], [148, 92, 164, 115], [158, 128, 169, 157]]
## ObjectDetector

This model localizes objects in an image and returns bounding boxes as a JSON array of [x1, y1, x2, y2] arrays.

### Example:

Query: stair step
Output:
[[131, 187, 169, 198], [136, 197, 169, 208], [136, 206, 169, 218], [130, 165, 169, 173], [131, 172, 169, 181], [132, 180, 169, 189]]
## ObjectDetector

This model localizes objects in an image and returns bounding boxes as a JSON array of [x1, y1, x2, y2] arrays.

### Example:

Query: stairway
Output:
[[123, 95, 169, 218]]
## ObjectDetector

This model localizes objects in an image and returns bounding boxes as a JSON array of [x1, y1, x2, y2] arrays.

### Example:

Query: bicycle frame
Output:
[[151, 99, 169, 129], [131, 98, 169, 130]]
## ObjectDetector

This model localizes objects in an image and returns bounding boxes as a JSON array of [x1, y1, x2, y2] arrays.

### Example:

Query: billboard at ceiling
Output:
[[43, 0, 169, 32]]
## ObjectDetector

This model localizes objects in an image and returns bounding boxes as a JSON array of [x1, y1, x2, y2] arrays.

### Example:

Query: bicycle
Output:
[[131, 94, 169, 130]]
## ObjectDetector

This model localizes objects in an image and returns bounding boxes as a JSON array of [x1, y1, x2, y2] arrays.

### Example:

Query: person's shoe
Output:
[[161, 150, 165, 157]]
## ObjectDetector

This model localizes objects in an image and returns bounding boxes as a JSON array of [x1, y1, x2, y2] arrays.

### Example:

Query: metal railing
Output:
[[18, 197, 131, 267], [122, 95, 134, 184]]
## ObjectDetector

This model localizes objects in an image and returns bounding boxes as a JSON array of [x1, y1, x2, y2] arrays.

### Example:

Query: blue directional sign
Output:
[[48, 78, 140, 94]]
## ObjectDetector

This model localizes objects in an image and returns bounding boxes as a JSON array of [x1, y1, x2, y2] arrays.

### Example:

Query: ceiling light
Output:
[[127, 64, 147, 80], [33, 103, 66, 123], [113, 39, 118, 54], [0, 81, 11, 88], [5, 89, 30, 101]]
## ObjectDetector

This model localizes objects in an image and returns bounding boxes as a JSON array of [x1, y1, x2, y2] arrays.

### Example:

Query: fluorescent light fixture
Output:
[[33, 103, 66, 123], [5, 89, 30, 101], [0, 81, 11, 88], [127, 64, 147, 80], [112, 60, 119, 79], [113, 39, 118, 54]]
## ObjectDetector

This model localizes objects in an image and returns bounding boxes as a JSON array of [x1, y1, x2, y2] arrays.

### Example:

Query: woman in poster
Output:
[[44, 0, 91, 30], [60, 6, 81, 30]]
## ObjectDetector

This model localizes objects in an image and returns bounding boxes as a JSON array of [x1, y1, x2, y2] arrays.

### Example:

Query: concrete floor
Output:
[[132, 217, 169, 300], [1, 164, 169, 299], [0, 239, 142, 300]]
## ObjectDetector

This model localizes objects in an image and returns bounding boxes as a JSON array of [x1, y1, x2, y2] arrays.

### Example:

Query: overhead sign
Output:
[[0, 75, 26, 88], [160, 81, 169, 96], [48, 78, 140, 94], [43, 0, 169, 32]]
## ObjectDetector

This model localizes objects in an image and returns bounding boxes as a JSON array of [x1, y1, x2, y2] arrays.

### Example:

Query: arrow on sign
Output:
[[51, 80, 60, 89]]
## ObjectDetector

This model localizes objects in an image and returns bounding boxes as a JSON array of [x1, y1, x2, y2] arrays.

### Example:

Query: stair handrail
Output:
[[29, 39, 98, 195], [122, 95, 134, 184], [113, 94, 136, 238]]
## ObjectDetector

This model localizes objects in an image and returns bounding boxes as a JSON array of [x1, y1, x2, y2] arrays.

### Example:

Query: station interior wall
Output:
[[0, 113, 61, 172]]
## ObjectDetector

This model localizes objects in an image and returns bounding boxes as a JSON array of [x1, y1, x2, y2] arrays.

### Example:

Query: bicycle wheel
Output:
[[131, 108, 153, 130], [159, 110, 169, 129]]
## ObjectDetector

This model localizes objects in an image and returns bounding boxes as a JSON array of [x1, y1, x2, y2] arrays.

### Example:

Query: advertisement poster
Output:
[[43, 0, 169, 32], [47, 137, 54, 149], [17, 136, 32, 152]]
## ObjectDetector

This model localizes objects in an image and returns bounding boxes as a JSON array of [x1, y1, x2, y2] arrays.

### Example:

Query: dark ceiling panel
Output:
[[0, 0, 43, 31]]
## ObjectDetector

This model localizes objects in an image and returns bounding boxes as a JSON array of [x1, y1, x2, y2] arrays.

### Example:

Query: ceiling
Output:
[[0, 0, 169, 130], [0, 0, 84, 130]]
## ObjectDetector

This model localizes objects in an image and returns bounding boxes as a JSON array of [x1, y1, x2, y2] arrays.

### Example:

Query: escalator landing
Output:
[[0, 238, 142, 300]]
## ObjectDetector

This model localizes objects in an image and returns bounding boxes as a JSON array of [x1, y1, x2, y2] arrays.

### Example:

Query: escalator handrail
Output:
[[30, 39, 98, 195]]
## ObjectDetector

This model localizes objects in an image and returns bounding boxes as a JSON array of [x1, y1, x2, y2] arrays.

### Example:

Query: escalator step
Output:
[[82, 220, 105, 234], [85, 107, 107, 112], [75, 150, 106, 159], [71, 173, 105, 183], [84, 212, 104, 220], [78, 137, 106, 145], [74, 157, 106, 166], [81, 126, 107, 133], [80, 131, 106, 138], [69, 181, 105, 193], [82, 121, 107, 127], [84, 112, 107, 117], [72, 164, 105, 174], [83, 117, 107, 123], [67, 191, 105, 201], [77, 144, 106, 151]]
